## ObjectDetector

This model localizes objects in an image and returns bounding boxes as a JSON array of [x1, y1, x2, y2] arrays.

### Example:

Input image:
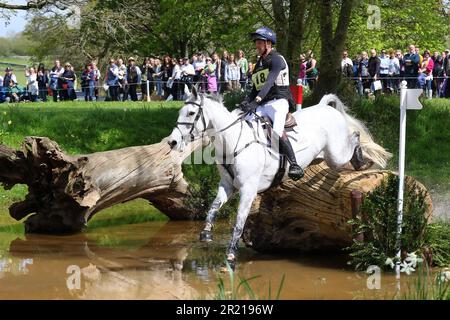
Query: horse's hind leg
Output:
[[325, 131, 360, 170], [349, 132, 365, 170], [225, 183, 258, 270], [348, 131, 374, 170], [199, 179, 234, 242]]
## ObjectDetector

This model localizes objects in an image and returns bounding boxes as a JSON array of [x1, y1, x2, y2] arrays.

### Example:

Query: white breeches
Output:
[[245, 98, 289, 137]]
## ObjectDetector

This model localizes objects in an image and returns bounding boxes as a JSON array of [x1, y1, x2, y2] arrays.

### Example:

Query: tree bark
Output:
[[271, 0, 311, 77], [0, 1, 48, 10], [271, 0, 288, 55], [309, 0, 355, 104], [242, 160, 433, 253], [0, 0, 80, 11], [0, 136, 201, 234]]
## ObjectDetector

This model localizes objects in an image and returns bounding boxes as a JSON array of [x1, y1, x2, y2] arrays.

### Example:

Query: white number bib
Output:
[[252, 69, 269, 90]]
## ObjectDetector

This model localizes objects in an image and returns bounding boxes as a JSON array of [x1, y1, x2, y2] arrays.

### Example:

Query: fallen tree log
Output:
[[1, 137, 432, 246], [0, 136, 201, 233], [242, 160, 433, 252]]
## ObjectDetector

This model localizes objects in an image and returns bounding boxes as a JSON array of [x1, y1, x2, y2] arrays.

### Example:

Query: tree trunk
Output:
[[309, 0, 355, 104], [271, 0, 310, 77], [242, 160, 433, 253], [0, 136, 201, 234], [271, 0, 288, 55], [285, 0, 307, 77]]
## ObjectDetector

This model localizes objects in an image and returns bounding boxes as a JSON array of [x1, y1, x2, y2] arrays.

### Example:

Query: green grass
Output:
[[401, 263, 450, 300], [0, 101, 181, 152], [0, 56, 30, 65], [350, 96, 450, 191], [214, 263, 285, 300], [425, 220, 450, 267], [87, 199, 168, 229]]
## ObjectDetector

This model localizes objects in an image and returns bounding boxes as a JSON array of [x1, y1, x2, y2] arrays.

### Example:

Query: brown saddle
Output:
[[262, 113, 297, 131]]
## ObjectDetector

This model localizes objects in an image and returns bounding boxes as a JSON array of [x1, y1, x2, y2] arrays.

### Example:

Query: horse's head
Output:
[[168, 86, 210, 151]]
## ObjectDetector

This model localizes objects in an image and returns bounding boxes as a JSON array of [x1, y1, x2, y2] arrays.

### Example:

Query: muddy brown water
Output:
[[0, 220, 411, 300]]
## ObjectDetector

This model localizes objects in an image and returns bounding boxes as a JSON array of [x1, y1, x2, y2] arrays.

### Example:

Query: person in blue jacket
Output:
[[403, 45, 420, 88]]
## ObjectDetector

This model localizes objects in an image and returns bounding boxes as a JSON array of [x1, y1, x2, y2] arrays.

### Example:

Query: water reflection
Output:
[[0, 220, 400, 300]]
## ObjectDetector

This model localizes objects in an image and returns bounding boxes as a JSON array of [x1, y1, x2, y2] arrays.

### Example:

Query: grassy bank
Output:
[[0, 101, 181, 229], [0, 96, 449, 230], [350, 96, 450, 191]]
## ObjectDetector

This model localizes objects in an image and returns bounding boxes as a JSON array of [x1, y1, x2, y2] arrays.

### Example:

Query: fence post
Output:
[[296, 79, 303, 111], [350, 189, 364, 242]]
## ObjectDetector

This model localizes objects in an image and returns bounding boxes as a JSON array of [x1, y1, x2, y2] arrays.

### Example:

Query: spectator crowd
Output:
[[1, 44, 450, 103], [334, 45, 450, 98], [0, 50, 252, 103]]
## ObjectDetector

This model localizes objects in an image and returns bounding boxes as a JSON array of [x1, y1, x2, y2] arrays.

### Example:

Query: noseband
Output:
[[175, 95, 207, 142]]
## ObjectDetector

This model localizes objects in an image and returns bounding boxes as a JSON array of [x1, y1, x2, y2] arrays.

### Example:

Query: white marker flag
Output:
[[400, 88, 423, 110]]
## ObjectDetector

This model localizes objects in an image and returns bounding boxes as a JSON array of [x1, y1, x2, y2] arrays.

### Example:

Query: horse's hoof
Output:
[[219, 266, 229, 273], [350, 146, 365, 170], [220, 260, 236, 273], [199, 230, 213, 242]]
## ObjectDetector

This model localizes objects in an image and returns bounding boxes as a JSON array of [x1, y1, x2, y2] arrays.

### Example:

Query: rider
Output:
[[241, 27, 304, 181]]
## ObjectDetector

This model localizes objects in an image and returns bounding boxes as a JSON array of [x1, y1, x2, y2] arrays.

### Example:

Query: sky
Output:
[[0, 0, 28, 38]]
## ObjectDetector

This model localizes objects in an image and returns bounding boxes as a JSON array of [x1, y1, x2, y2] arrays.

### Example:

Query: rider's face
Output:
[[255, 40, 267, 55]]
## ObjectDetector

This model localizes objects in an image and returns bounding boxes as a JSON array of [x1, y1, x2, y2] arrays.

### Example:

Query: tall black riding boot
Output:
[[279, 136, 304, 181]]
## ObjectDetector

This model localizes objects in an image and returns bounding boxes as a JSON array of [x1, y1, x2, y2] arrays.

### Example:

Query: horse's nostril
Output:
[[169, 140, 177, 148]]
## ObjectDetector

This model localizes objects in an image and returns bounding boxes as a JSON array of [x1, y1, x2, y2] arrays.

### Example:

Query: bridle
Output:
[[173, 94, 270, 179], [175, 95, 207, 142]]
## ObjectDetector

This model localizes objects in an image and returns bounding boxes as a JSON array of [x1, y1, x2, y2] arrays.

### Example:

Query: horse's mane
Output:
[[203, 92, 223, 104]]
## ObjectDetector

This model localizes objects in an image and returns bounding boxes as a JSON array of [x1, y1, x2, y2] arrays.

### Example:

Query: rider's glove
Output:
[[239, 100, 259, 113]]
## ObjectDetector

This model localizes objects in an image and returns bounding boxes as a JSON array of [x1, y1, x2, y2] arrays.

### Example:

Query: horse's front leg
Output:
[[199, 179, 234, 242], [225, 183, 258, 270]]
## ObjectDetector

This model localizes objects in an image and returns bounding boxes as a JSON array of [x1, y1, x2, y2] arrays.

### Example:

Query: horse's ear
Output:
[[191, 85, 198, 99]]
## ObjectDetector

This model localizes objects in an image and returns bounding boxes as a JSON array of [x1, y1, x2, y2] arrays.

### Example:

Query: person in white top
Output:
[[388, 49, 400, 93], [225, 54, 241, 91], [341, 51, 353, 77], [379, 49, 390, 92], [0, 74, 4, 102], [192, 54, 206, 85], [25, 67, 39, 102], [117, 58, 127, 100], [49, 60, 64, 102], [171, 59, 183, 100], [180, 57, 195, 92]]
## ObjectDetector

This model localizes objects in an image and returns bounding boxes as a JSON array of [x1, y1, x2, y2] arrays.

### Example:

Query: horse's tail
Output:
[[319, 94, 392, 168]]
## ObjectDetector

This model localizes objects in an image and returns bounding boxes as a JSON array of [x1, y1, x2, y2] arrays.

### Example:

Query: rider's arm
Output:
[[256, 54, 286, 101]]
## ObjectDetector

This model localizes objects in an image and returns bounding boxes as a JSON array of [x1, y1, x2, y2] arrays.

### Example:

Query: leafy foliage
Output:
[[0, 111, 12, 144], [347, 0, 449, 56], [215, 262, 285, 300], [21, 0, 260, 69], [183, 163, 239, 220], [425, 221, 450, 268], [402, 263, 450, 300], [0, 34, 33, 57], [345, 174, 429, 271]]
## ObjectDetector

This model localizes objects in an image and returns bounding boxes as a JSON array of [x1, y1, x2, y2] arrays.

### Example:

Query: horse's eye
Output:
[[188, 111, 196, 116]]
